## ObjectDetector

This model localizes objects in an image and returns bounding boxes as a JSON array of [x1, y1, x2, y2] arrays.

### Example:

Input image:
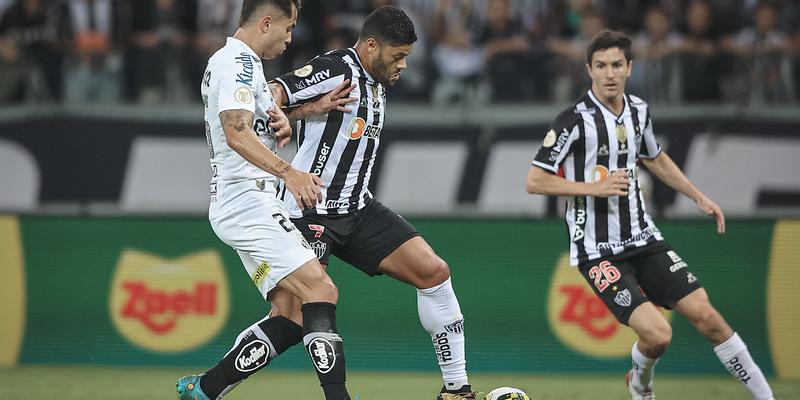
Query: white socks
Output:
[[714, 333, 774, 400], [417, 278, 468, 390], [630, 341, 658, 391]]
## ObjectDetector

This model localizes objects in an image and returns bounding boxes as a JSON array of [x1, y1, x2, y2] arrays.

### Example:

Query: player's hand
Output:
[[308, 79, 358, 115], [696, 195, 725, 234], [593, 170, 629, 197], [283, 169, 324, 209], [268, 107, 293, 148]]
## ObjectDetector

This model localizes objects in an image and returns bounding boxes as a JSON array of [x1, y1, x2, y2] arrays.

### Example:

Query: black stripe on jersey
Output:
[[616, 97, 632, 242], [325, 56, 369, 215], [347, 68, 373, 212], [573, 111, 588, 263], [298, 119, 306, 147], [639, 107, 651, 157], [627, 94, 648, 230], [589, 99, 611, 258]]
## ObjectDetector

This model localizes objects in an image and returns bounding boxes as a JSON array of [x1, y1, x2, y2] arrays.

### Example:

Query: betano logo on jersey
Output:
[[109, 249, 230, 353], [347, 117, 381, 140], [548, 253, 670, 358]]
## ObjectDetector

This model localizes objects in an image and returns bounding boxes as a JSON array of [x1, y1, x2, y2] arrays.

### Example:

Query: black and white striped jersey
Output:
[[274, 48, 385, 218], [532, 90, 665, 266]]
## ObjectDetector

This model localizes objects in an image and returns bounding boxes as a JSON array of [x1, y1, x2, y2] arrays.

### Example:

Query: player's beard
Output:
[[372, 53, 394, 86]]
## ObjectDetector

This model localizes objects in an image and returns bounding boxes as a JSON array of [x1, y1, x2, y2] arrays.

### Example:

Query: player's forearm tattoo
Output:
[[220, 109, 254, 134], [275, 159, 292, 176]]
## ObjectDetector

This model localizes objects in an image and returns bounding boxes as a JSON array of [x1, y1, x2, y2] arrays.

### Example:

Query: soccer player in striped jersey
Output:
[[268, 6, 476, 400], [526, 30, 775, 400]]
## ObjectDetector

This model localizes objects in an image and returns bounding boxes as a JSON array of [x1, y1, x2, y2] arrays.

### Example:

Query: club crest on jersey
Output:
[[543, 129, 557, 147], [294, 64, 313, 77], [614, 289, 632, 307], [235, 87, 253, 104]]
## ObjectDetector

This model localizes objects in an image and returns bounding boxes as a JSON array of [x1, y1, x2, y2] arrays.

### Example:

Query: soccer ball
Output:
[[484, 387, 531, 400]]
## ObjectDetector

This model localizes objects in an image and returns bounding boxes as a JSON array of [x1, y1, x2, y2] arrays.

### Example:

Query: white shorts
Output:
[[209, 179, 316, 298]]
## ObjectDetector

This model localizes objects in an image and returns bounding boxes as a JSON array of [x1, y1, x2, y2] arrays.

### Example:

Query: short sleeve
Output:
[[216, 56, 257, 115], [273, 55, 351, 105], [638, 111, 662, 159], [532, 125, 579, 173]]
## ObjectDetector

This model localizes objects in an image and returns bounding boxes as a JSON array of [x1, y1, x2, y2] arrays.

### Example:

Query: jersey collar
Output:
[[587, 89, 630, 123], [228, 36, 260, 61], [347, 47, 376, 83]]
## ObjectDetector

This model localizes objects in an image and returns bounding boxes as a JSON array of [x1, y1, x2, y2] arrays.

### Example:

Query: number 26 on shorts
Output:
[[589, 260, 621, 293]]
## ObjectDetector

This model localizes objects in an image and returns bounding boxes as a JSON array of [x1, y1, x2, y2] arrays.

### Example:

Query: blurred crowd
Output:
[[1, 0, 798, 106]]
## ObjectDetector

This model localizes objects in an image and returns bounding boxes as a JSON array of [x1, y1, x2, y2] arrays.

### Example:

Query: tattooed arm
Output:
[[220, 109, 323, 208]]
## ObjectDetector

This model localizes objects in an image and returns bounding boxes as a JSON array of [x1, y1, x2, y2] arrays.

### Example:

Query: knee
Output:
[[642, 322, 672, 354], [417, 257, 451, 289], [691, 307, 730, 341], [309, 279, 339, 304]]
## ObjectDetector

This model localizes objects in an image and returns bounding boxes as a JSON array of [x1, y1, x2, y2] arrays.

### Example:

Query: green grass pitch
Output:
[[1, 366, 798, 399]]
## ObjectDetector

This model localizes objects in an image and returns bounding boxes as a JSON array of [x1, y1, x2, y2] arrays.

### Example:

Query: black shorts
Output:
[[292, 199, 420, 276], [577, 242, 702, 325]]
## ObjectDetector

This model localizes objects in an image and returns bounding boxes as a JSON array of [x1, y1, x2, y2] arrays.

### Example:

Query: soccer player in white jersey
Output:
[[176, 1, 354, 400], [526, 30, 775, 400], [264, 6, 476, 400]]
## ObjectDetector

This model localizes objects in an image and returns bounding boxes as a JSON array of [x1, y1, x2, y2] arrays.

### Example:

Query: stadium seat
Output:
[[0, 139, 40, 211]]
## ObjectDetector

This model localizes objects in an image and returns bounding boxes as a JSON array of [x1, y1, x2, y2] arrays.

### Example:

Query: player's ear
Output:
[[261, 15, 272, 32], [626, 60, 634, 77], [366, 38, 379, 53]]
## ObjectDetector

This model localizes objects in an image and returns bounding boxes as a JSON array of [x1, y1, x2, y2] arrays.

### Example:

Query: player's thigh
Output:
[[578, 258, 648, 325], [378, 236, 450, 288], [212, 198, 317, 299], [634, 244, 703, 309], [336, 200, 422, 277]]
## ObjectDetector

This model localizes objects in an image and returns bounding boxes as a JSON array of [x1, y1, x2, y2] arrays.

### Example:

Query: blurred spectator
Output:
[[430, 0, 487, 106], [477, 0, 531, 102], [602, 0, 659, 34], [61, 0, 130, 103], [0, 0, 64, 103], [677, 0, 723, 102], [190, 0, 241, 88], [126, 0, 196, 104], [722, 0, 794, 104], [629, 6, 682, 102], [547, 7, 605, 102]]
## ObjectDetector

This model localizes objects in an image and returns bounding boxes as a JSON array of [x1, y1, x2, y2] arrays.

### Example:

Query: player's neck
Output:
[[591, 88, 625, 116], [354, 43, 375, 78], [233, 28, 260, 58]]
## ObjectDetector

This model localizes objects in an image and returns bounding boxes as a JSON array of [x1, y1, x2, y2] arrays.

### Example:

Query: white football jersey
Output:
[[202, 37, 278, 192]]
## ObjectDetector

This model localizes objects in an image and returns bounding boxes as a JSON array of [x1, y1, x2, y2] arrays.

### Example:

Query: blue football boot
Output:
[[176, 374, 211, 400]]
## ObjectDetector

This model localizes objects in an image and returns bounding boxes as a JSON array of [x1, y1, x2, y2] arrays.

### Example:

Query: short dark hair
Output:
[[359, 6, 417, 46], [239, 0, 301, 27], [586, 29, 633, 65]]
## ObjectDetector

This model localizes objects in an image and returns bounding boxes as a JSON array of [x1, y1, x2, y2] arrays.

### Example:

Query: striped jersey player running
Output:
[[526, 29, 775, 400]]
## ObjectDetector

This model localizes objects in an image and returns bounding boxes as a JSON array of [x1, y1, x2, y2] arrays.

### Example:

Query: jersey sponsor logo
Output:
[[548, 128, 571, 161], [347, 117, 382, 141], [254, 118, 273, 137], [593, 165, 609, 182], [325, 199, 349, 208], [572, 197, 587, 242], [669, 261, 688, 272], [303, 69, 331, 87], [613, 289, 632, 307], [548, 253, 672, 358], [596, 226, 658, 250], [235, 87, 253, 104], [666, 250, 682, 263], [234, 53, 255, 86], [543, 129, 557, 147], [312, 143, 331, 176], [307, 337, 337, 374], [294, 64, 313, 77], [433, 332, 453, 362], [444, 319, 464, 334], [236, 340, 270, 372], [251, 262, 270, 287]]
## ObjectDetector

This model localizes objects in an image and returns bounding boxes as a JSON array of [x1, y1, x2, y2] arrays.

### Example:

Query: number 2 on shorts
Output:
[[588, 260, 621, 293]]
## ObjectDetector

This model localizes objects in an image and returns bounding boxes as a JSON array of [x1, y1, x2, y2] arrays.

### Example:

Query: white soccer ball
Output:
[[484, 387, 531, 400]]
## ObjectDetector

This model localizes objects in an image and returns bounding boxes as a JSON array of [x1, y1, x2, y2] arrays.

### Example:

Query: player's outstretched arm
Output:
[[642, 152, 725, 234], [269, 80, 357, 123], [220, 109, 323, 209], [526, 166, 628, 198]]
